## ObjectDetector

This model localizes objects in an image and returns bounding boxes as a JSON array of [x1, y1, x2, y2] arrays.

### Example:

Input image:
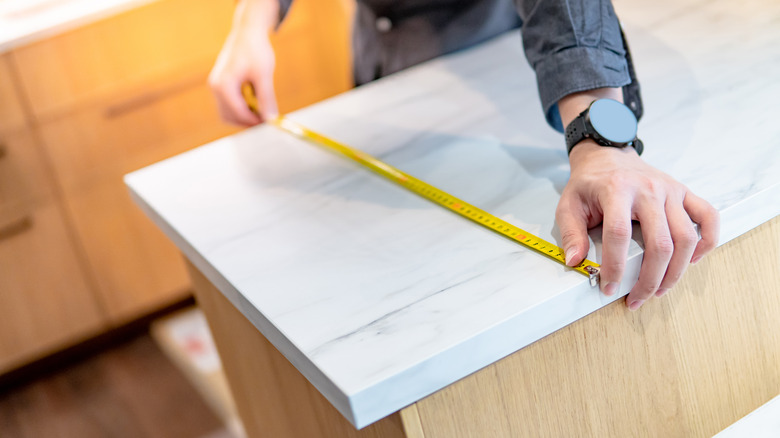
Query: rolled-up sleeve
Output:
[[514, 0, 637, 132], [278, 0, 293, 24]]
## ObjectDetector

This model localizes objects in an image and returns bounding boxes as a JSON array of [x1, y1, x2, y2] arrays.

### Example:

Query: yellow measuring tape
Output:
[[242, 85, 601, 286]]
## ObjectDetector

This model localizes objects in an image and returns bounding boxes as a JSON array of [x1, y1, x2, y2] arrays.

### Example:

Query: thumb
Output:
[[556, 199, 590, 267], [256, 67, 278, 121]]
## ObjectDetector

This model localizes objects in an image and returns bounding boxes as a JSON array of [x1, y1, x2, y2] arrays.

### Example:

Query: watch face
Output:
[[589, 99, 637, 144]]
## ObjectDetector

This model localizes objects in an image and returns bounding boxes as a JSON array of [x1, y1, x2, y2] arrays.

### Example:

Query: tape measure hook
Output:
[[584, 265, 600, 287]]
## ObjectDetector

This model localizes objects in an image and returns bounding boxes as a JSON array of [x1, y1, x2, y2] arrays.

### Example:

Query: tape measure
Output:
[[242, 84, 601, 286]]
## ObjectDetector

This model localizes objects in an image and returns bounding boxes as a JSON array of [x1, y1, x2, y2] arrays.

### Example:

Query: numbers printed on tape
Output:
[[242, 83, 601, 286]]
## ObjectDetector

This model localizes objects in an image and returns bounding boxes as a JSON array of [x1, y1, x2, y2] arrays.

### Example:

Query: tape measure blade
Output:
[[270, 116, 600, 285]]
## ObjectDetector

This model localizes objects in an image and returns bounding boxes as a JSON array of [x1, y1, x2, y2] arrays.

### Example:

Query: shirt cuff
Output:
[[278, 0, 293, 25], [534, 46, 631, 132]]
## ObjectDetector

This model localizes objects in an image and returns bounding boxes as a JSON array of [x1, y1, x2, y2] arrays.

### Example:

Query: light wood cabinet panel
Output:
[[0, 128, 56, 213], [411, 217, 780, 438], [0, 0, 355, 366], [0, 202, 106, 373], [186, 261, 409, 438], [10, 0, 235, 122], [37, 76, 237, 194], [63, 181, 189, 324], [37, 79, 237, 324], [31, 0, 353, 324], [0, 54, 27, 133]]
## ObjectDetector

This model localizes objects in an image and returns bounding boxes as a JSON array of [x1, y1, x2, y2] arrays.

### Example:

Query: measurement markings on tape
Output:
[[242, 84, 600, 286]]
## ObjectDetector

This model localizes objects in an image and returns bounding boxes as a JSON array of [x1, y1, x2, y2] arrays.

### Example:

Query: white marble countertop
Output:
[[0, 0, 155, 53], [714, 395, 780, 438], [126, 0, 780, 429]]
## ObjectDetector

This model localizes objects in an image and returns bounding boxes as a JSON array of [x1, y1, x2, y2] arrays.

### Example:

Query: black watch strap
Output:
[[564, 112, 588, 155]]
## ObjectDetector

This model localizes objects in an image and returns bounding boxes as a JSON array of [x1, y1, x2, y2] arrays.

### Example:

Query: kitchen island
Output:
[[126, 0, 780, 435]]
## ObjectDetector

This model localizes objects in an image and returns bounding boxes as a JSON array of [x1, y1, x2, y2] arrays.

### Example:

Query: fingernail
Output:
[[691, 255, 702, 264], [655, 288, 669, 297], [603, 282, 618, 296], [628, 299, 645, 311], [564, 247, 577, 266]]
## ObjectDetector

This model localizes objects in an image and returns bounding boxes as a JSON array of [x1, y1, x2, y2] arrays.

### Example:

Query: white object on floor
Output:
[[164, 308, 221, 374], [151, 308, 246, 438]]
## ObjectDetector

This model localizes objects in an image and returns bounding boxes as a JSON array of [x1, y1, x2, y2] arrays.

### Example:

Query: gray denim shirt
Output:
[[278, 0, 642, 132]]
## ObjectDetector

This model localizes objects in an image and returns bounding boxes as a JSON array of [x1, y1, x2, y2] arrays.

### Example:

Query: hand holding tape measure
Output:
[[241, 83, 602, 286]]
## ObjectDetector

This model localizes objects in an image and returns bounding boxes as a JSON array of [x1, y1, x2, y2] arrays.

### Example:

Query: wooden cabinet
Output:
[[10, 0, 236, 123], [0, 122, 54, 213], [0, 56, 107, 373], [35, 67, 238, 323], [0, 54, 27, 133], [0, 203, 107, 372], [0, 0, 352, 371], [7, 0, 241, 326]]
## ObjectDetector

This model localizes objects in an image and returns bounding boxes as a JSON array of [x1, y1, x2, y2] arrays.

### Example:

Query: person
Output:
[[208, 0, 720, 311]]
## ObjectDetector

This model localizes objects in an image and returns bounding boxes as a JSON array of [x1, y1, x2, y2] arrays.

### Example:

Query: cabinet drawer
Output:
[[38, 76, 238, 194], [0, 129, 56, 213], [0, 202, 106, 373], [0, 54, 27, 133], [11, 0, 233, 121], [63, 181, 190, 324], [36, 78, 236, 323]]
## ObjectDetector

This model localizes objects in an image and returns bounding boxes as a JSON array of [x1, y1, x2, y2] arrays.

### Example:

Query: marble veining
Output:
[[126, 0, 780, 428]]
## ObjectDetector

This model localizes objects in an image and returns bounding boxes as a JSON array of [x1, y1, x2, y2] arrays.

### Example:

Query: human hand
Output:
[[208, 0, 279, 125], [556, 141, 720, 310]]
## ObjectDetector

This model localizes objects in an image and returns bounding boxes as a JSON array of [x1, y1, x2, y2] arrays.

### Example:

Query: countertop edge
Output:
[[124, 143, 780, 430], [124, 174, 359, 427], [346, 180, 780, 427]]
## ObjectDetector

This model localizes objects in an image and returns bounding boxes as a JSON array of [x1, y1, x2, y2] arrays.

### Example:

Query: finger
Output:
[[222, 78, 262, 126], [683, 191, 720, 264], [256, 68, 279, 121], [627, 202, 674, 310], [656, 201, 698, 297], [555, 192, 590, 267], [599, 195, 633, 297]]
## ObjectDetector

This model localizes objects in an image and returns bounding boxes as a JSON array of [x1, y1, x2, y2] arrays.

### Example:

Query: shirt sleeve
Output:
[[513, 0, 642, 132], [278, 0, 293, 24]]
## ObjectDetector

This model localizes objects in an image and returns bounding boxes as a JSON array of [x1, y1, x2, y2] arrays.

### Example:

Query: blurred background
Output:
[[0, 0, 352, 436]]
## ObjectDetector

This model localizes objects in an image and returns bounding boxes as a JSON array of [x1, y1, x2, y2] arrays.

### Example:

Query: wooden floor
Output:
[[0, 333, 226, 438]]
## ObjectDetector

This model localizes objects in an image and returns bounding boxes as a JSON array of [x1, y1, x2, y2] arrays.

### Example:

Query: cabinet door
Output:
[[38, 79, 237, 324], [10, 0, 235, 122], [0, 126, 56, 212], [0, 54, 27, 133], [0, 202, 106, 374], [0, 57, 106, 372], [10, 0, 354, 123], [27, 0, 354, 325], [62, 182, 190, 324]]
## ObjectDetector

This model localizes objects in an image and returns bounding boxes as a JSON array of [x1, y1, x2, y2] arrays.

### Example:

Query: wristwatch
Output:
[[564, 98, 643, 156]]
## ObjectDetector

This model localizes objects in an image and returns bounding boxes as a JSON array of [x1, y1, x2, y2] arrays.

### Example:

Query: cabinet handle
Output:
[[0, 215, 33, 242], [104, 75, 204, 119]]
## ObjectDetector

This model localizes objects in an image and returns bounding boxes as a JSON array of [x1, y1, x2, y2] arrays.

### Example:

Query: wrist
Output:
[[568, 138, 639, 170], [234, 0, 279, 33], [558, 88, 623, 129], [561, 89, 643, 158]]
